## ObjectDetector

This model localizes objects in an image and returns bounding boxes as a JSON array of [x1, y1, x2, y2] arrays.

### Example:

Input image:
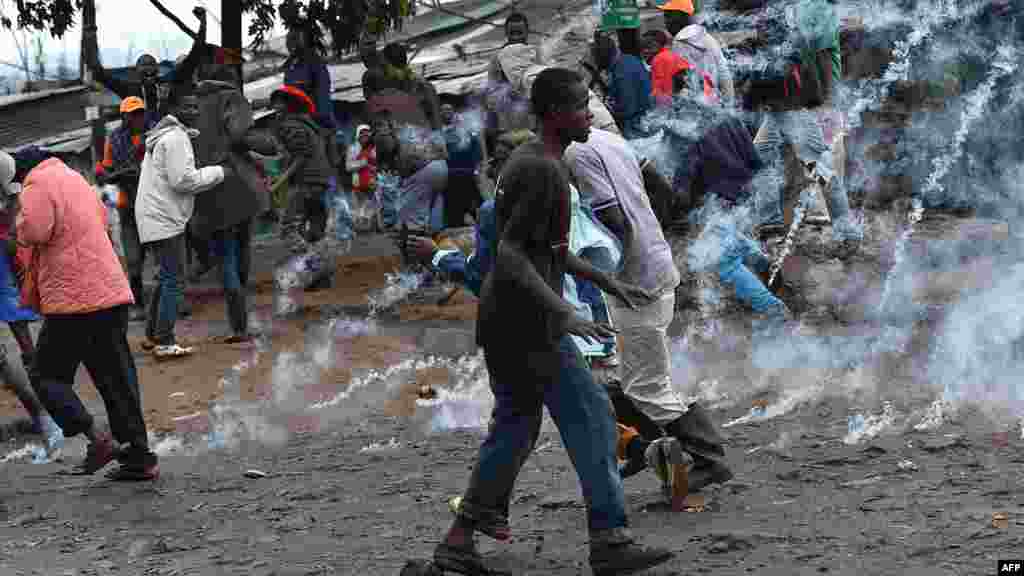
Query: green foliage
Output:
[[5, 0, 406, 56]]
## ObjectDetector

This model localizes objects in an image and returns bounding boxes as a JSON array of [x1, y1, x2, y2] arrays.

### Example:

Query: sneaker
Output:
[[590, 532, 674, 576], [68, 432, 116, 475], [645, 437, 693, 510], [153, 344, 195, 360]]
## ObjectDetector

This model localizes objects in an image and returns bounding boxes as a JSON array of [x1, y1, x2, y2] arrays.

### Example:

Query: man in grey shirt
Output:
[[566, 127, 732, 491]]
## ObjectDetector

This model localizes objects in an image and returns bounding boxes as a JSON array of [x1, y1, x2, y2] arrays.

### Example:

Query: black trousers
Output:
[[30, 305, 153, 463], [444, 171, 482, 228]]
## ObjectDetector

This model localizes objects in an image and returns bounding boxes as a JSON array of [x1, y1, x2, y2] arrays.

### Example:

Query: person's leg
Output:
[[719, 236, 789, 319], [151, 235, 185, 350], [304, 185, 328, 245], [608, 292, 688, 426], [281, 182, 309, 253], [753, 111, 786, 232], [219, 225, 245, 337], [143, 242, 161, 344], [543, 337, 626, 533], [80, 305, 157, 479], [238, 219, 253, 289], [32, 314, 116, 472], [0, 342, 43, 421], [544, 336, 673, 575], [437, 351, 544, 571], [119, 211, 146, 320]]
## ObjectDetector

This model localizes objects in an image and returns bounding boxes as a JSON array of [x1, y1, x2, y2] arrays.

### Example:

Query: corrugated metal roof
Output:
[[0, 85, 89, 109]]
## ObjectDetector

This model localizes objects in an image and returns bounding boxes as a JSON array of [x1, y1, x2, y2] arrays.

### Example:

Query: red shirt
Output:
[[649, 48, 691, 106]]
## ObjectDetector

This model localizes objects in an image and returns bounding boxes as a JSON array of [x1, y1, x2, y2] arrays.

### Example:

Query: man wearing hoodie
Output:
[[661, 0, 735, 107], [191, 66, 278, 343], [135, 95, 226, 359]]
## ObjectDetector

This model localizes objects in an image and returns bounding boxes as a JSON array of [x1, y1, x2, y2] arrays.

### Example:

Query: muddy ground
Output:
[[0, 230, 1017, 576]]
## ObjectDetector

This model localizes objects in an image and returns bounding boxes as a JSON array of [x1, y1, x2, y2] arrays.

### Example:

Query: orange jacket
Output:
[[16, 158, 133, 314]]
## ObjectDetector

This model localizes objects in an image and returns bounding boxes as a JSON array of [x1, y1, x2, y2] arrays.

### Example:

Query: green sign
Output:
[[598, 0, 641, 30]]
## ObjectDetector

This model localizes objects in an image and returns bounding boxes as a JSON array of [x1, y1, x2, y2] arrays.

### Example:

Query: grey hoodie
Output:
[[135, 115, 225, 244], [673, 25, 735, 105]]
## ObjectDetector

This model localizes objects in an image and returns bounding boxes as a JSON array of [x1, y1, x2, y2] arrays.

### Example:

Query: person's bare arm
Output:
[[640, 159, 679, 227], [174, 8, 208, 84]]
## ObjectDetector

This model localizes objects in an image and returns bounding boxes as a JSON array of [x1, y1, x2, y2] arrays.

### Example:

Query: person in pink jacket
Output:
[[12, 146, 158, 481]]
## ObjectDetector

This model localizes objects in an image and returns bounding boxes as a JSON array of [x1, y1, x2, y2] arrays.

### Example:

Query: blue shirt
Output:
[[432, 199, 495, 297], [443, 125, 483, 174], [608, 54, 653, 123]]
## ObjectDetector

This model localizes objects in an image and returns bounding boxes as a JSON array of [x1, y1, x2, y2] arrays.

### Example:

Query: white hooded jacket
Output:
[[135, 115, 225, 244], [673, 24, 735, 106]]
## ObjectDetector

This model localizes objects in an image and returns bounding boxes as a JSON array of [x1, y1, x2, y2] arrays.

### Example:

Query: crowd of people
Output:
[[0, 0, 861, 572]]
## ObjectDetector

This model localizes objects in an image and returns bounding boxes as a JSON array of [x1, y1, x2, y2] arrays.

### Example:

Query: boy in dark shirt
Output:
[[435, 68, 672, 576], [271, 85, 334, 254]]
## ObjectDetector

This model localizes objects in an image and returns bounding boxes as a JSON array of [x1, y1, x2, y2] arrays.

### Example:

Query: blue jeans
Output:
[[144, 234, 185, 345], [577, 246, 617, 355], [459, 336, 627, 534], [212, 220, 252, 335], [753, 109, 851, 228], [715, 224, 788, 319]]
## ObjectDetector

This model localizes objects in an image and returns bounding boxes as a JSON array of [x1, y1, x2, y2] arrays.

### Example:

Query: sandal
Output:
[[433, 543, 490, 576], [153, 344, 195, 360]]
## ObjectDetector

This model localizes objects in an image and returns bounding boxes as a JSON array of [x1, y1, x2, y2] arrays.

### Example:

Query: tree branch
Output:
[[147, 0, 198, 40]]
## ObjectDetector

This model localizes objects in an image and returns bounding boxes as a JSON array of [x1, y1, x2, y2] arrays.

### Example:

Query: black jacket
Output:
[[191, 80, 278, 238]]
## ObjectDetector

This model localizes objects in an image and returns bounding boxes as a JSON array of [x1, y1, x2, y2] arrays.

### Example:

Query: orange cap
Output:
[[657, 0, 695, 14], [119, 96, 146, 114]]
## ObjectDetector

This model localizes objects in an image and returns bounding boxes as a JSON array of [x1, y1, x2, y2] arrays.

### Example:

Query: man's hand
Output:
[[604, 278, 655, 310], [562, 312, 618, 344], [389, 232, 436, 264], [193, 6, 207, 23]]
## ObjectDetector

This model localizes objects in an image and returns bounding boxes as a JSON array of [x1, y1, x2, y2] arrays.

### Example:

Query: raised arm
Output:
[[173, 8, 209, 87], [82, 26, 136, 99]]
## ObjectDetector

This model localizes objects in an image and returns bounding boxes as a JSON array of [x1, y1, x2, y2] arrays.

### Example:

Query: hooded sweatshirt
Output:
[[673, 24, 735, 105], [135, 115, 225, 244]]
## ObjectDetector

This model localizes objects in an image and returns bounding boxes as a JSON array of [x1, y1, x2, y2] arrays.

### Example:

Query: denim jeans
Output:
[[753, 108, 851, 229], [715, 223, 787, 318], [213, 220, 252, 336], [144, 234, 185, 346], [577, 246, 617, 356], [459, 336, 627, 535]]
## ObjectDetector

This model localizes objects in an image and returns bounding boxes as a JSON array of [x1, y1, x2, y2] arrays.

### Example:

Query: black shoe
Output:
[[590, 538, 674, 576]]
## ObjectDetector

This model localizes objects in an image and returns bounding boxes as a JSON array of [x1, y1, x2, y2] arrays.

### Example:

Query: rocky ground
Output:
[[0, 222, 1019, 576]]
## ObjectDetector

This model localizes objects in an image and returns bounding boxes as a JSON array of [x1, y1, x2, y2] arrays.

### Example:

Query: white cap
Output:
[[356, 124, 372, 135], [0, 151, 15, 197]]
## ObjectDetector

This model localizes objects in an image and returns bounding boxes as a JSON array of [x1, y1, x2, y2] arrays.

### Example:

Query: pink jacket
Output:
[[16, 158, 133, 315]]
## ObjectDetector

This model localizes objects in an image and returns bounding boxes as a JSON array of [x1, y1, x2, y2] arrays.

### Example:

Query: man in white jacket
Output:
[[661, 0, 735, 106], [135, 95, 226, 359]]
